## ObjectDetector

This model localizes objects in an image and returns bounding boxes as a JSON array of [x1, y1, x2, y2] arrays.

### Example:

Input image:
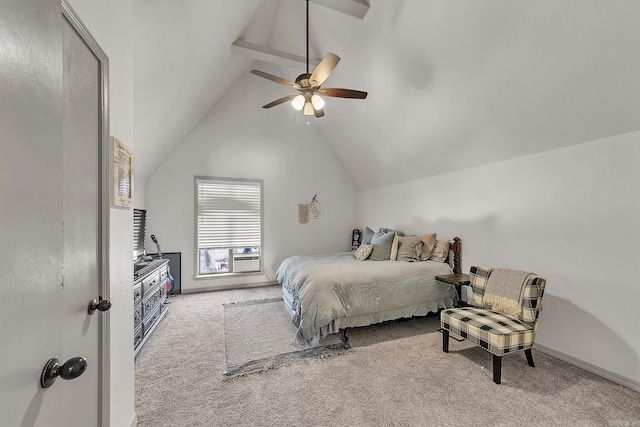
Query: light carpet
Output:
[[223, 297, 349, 378], [135, 285, 640, 427]]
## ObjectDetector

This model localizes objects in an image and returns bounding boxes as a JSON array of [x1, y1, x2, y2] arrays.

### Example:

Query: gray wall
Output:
[[358, 130, 640, 388], [145, 72, 359, 292]]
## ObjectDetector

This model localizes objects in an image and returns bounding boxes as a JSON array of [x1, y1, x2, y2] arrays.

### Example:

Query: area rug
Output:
[[222, 297, 350, 379]]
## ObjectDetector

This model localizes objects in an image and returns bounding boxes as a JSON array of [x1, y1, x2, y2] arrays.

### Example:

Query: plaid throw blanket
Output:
[[483, 268, 533, 318]]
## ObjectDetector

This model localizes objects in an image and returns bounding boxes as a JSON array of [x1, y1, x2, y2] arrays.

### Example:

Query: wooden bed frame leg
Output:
[[525, 348, 535, 367], [341, 329, 349, 345]]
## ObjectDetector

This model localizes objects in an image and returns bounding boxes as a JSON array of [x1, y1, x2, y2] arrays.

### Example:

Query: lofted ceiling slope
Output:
[[134, 0, 640, 191]]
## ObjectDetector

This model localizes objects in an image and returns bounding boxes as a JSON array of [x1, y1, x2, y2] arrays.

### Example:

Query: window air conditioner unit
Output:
[[233, 254, 260, 272]]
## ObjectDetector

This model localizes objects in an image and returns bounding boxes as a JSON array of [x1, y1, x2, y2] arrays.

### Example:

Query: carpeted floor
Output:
[[135, 285, 640, 427]]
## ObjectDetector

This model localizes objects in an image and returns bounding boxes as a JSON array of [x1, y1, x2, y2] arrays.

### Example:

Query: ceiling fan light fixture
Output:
[[311, 94, 325, 110], [303, 102, 315, 116], [291, 94, 305, 110], [250, 0, 367, 118]]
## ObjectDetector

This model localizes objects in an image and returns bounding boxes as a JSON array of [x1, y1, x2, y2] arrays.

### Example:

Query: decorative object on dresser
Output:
[[134, 259, 170, 356], [440, 266, 547, 384]]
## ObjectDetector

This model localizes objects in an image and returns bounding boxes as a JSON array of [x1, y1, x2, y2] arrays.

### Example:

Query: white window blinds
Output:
[[196, 177, 262, 249]]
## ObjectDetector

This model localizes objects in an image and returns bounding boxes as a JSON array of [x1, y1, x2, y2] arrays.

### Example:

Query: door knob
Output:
[[40, 356, 87, 388], [88, 297, 112, 314]]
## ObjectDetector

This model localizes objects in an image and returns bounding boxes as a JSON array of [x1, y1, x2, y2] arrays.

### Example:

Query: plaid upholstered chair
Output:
[[440, 266, 546, 384]]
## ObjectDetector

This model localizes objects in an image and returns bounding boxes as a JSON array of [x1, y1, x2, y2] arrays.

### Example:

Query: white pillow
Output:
[[354, 243, 373, 261]]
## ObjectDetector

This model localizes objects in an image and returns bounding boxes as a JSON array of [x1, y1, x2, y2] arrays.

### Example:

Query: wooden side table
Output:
[[436, 273, 470, 308]]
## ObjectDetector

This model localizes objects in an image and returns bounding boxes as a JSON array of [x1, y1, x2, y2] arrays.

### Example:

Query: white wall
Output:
[[66, 1, 136, 425], [358, 131, 640, 387], [145, 72, 358, 292]]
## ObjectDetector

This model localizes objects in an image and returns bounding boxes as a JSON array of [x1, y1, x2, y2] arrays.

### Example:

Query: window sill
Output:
[[193, 270, 265, 280]]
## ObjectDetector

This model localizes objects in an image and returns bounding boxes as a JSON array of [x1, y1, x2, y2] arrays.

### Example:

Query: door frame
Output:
[[61, 2, 110, 426]]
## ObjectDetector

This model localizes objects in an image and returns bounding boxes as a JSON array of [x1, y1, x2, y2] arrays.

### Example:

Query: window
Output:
[[195, 177, 263, 276]]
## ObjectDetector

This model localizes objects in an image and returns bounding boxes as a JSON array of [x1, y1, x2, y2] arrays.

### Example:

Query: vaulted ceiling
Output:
[[133, 0, 640, 191]]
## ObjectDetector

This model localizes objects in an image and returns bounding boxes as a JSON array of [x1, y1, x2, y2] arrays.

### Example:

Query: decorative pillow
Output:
[[369, 231, 396, 261], [354, 243, 373, 261], [379, 227, 405, 237], [419, 233, 437, 261], [396, 235, 424, 262], [378, 228, 405, 260], [362, 227, 375, 245], [389, 233, 400, 260], [428, 239, 450, 262]]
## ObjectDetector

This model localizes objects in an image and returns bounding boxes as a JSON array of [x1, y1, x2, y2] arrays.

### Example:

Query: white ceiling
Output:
[[133, 0, 640, 190]]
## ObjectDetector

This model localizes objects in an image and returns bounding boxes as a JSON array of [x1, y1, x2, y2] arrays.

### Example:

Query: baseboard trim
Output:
[[129, 412, 138, 427], [534, 343, 640, 392], [182, 280, 279, 294]]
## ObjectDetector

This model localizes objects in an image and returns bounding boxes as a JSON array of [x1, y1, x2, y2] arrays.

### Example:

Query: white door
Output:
[[0, 1, 108, 426], [61, 6, 106, 425]]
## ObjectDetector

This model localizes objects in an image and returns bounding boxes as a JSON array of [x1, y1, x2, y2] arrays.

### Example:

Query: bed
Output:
[[276, 235, 462, 347]]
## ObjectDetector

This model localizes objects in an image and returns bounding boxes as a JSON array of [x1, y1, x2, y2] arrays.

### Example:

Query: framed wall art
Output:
[[112, 136, 133, 208]]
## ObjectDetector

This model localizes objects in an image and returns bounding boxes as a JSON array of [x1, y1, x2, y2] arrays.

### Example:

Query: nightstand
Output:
[[436, 273, 471, 308]]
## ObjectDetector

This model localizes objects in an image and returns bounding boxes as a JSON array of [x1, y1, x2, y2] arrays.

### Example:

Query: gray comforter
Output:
[[276, 252, 456, 346]]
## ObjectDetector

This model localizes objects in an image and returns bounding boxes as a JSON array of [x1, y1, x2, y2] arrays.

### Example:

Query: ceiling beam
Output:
[[231, 1, 368, 67], [311, 0, 369, 19], [231, 39, 321, 69]]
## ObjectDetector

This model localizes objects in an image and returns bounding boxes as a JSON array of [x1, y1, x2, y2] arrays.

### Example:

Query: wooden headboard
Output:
[[448, 237, 462, 274]]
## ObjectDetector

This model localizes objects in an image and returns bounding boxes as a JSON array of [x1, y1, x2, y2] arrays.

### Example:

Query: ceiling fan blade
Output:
[[317, 87, 368, 99], [250, 70, 300, 88], [314, 108, 325, 118], [262, 94, 298, 109], [309, 53, 340, 87]]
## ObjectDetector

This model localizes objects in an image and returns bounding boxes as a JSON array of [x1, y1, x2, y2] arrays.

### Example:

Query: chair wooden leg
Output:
[[493, 354, 502, 384], [525, 348, 535, 367], [442, 329, 449, 353]]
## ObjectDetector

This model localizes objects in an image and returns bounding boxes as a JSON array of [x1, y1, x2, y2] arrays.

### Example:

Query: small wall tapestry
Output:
[[298, 198, 309, 224]]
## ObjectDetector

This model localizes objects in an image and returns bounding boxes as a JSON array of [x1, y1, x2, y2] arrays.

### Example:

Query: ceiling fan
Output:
[[250, 0, 367, 118]]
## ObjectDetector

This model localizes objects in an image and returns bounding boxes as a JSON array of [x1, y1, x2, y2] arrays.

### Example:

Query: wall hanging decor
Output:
[[309, 194, 320, 219], [298, 198, 309, 224], [112, 136, 133, 208]]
